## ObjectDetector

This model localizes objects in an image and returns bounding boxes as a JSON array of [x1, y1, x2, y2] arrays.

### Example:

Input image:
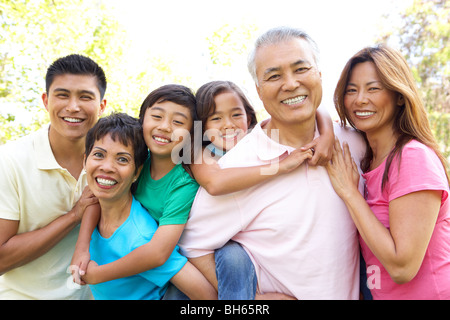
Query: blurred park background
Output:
[[0, 0, 448, 162]]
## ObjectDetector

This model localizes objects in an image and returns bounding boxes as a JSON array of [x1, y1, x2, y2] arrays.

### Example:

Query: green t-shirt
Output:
[[134, 157, 199, 226]]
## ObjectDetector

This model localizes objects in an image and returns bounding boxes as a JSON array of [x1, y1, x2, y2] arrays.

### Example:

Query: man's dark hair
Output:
[[85, 112, 148, 173], [45, 54, 107, 99]]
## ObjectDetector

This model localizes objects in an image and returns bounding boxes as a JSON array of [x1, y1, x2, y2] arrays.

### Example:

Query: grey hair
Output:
[[247, 26, 321, 85]]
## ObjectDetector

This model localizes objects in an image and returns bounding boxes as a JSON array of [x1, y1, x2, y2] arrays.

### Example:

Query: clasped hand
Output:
[[71, 252, 99, 285]]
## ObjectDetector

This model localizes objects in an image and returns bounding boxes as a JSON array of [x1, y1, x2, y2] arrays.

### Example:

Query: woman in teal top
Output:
[[76, 112, 215, 299], [89, 196, 187, 300]]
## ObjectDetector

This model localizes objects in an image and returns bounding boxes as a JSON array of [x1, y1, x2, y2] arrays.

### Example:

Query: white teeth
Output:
[[64, 117, 83, 123], [282, 96, 306, 105], [154, 136, 170, 143], [222, 133, 238, 139], [355, 111, 375, 117], [96, 178, 117, 186]]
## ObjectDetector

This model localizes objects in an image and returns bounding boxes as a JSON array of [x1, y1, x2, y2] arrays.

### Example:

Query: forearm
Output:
[[74, 204, 100, 252], [0, 210, 80, 274], [86, 224, 185, 284], [341, 190, 404, 275], [88, 242, 168, 284], [316, 105, 333, 135], [188, 254, 218, 291], [204, 165, 282, 196], [170, 261, 218, 300]]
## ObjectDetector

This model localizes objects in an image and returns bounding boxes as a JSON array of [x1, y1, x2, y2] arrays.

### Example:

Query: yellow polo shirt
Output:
[[0, 125, 92, 299]]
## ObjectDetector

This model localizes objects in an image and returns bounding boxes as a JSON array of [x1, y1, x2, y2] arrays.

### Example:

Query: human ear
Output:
[[42, 92, 49, 111], [397, 94, 405, 106], [99, 99, 107, 116], [134, 165, 143, 182]]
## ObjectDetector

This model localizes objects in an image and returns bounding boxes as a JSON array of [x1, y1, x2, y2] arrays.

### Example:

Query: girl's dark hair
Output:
[[85, 112, 148, 172], [46, 54, 107, 99], [195, 80, 257, 146]]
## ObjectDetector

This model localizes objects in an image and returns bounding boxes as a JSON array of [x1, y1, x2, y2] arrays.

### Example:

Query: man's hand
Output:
[[71, 187, 98, 222]]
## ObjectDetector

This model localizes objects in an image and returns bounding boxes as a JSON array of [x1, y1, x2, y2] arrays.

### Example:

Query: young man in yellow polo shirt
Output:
[[0, 54, 107, 299]]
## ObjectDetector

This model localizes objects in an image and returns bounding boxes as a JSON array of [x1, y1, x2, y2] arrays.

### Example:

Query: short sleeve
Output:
[[387, 141, 449, 202], [140, 246, 187, 287], [159, 179, 199, 226]]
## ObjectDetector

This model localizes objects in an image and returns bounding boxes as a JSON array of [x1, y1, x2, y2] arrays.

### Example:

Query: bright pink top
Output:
[[361, 139, 450, 299]]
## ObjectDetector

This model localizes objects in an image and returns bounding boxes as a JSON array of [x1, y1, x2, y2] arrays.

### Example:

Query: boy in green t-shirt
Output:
[[71, 85, 207, 296]]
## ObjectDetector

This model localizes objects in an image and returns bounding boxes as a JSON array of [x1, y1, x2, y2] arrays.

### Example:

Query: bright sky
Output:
[[113, 0, 413, 118]]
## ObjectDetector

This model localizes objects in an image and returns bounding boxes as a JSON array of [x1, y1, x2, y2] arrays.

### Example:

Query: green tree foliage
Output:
[[0, 0, 126, 144], [379, 0, 450, 161], [207, 23, 258, 67], [205, 23, 268, 120]]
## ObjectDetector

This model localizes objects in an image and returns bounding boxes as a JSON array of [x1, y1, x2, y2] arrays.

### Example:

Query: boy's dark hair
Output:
[[85, 112, 148, 172], [138, 84, 197, 124], [45, 54, 107, 99]]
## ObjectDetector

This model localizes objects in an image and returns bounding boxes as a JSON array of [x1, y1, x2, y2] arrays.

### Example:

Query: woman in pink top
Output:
[[326, 45, 450, 299]]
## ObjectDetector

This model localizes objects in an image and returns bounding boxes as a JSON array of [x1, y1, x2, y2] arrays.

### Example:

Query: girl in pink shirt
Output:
[[327, 45, 450, 299]]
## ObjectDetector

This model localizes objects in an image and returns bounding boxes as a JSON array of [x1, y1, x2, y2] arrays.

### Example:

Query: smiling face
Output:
[[141, 101, 193, 160], [254, 38, 322, 127], [85, 133, 138, 203], [344, 61, 402, 137], [204, 91, 249, 152], [43, 74, 106, 143]]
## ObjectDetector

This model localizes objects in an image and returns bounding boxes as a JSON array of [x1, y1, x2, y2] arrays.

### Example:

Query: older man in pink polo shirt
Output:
[[179, 27, 366, 299]]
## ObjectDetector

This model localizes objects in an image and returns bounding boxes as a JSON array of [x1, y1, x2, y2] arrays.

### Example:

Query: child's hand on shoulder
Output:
[[301, 133, 334, 166], [278, 148, 313, 174]]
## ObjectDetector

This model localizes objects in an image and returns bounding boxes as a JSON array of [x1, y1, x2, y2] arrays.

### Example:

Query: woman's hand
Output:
[[325, 138, 360, 200]]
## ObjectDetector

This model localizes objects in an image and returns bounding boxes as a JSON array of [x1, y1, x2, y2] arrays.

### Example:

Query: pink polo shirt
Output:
[[179, 122, 366, 299], [361, 139, 450, 299]]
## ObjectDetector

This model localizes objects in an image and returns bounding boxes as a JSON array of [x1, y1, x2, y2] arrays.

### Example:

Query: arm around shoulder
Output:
[[0, 186, 97, 275]]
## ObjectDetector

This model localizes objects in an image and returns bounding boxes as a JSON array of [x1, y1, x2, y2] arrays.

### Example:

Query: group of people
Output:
[[0, 26, 449, 300]]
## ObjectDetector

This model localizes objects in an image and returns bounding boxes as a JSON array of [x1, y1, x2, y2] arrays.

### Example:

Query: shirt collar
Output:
[[34, 124, 62, 170], [206, 143, 227, 157], [251, 122, 294, 161], [251, 119, 319, 161]]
